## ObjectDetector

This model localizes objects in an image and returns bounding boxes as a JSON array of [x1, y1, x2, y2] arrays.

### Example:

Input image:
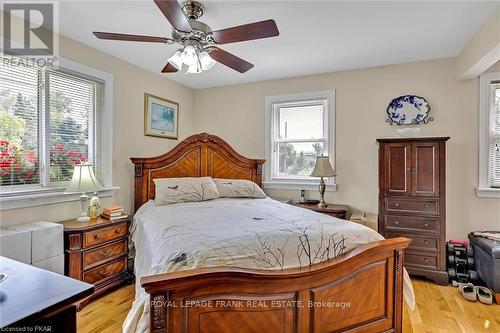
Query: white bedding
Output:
[[123, 197, 415, 333]]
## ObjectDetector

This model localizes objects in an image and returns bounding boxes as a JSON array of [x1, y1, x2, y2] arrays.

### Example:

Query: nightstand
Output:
[[294, 203, 350, 219], [59, 216, 131, 309]]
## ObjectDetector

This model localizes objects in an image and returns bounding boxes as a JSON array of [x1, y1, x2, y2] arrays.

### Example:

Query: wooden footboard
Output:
[[141, 237, 410, 333]]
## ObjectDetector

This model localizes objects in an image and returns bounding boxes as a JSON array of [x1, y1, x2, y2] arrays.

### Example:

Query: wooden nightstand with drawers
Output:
[[60, 216, 131, 308]]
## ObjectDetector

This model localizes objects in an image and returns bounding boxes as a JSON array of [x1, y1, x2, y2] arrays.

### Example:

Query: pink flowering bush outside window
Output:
[[0, 140, 87, 186]]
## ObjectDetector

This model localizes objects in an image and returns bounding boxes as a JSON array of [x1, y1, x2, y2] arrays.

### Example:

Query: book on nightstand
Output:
[[101, 205, 127, 221], [102, 204, 123, 215], [101, 213, 128, 221]]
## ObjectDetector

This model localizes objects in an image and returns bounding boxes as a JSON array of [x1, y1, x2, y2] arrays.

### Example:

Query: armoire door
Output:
[[411, 142, 440, 197], [384, 143, 412, 196]]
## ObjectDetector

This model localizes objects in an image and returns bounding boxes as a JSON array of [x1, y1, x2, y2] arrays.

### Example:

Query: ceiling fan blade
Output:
[[211, 19, 279, 44], [161, 62, 178, 73], [93, 32, 171, 43], [209, 47, 254, 73], [154, 0, 192, 32]]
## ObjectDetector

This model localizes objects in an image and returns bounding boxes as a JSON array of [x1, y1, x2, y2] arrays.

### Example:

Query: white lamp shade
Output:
[[168, 50, 183, 70], [310, 156, 336, 177], [199, 51, 216, 71], [181, 45, 198, 66], [65, 163, 103, 193]]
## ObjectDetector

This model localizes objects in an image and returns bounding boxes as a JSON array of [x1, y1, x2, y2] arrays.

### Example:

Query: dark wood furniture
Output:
[[378, 137, 449, 285], [0, 256, 93, 332], [131, 133, 410, 333], [60, 216, 131, 308], [294, 203, 349, 219]]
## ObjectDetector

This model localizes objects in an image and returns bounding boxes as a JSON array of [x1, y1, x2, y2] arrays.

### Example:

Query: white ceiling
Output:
[[56, 0, 499, 89]]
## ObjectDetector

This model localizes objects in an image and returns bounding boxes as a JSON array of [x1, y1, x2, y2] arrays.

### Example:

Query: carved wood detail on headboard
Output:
[[130, 133, 266, 212]]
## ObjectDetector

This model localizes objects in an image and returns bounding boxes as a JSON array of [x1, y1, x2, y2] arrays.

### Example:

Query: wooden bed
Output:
[[130, 133, 410, 333]]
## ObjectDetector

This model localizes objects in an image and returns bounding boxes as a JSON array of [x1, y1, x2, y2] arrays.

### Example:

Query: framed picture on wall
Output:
[[144, 93, 179, 139]]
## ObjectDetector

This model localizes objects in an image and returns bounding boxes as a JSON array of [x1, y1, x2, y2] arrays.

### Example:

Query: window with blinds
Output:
[[0, 63, 105, 189], [0, 65, 40, 186], [489, 81, 500, 188]]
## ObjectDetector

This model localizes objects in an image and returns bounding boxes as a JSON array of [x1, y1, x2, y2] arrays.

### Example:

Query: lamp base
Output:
[[317, 177, 328, 208], [76, 193, 90, 223], [77, 216, 91, 222]]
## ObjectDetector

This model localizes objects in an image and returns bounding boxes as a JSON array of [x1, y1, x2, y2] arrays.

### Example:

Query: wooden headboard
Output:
[[130, 133, 266, 212]]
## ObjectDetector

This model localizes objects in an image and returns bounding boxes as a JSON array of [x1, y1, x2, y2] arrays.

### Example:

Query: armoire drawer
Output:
[[385, 198, 439, 215], [385, 215, 438, 234], [404, 252, 438, 270], [387, 233, 439, 252]]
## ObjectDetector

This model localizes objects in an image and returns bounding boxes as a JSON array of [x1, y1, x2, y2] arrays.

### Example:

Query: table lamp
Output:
[[310, 156, 336, 208], [65, 163, 103, 222]]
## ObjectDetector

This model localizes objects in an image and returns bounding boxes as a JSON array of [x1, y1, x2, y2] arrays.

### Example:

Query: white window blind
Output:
[[0, 62, 105, 189], [272, 100, 327, 178], [0, 65, 40, 186], [489, 81, 500, 187]]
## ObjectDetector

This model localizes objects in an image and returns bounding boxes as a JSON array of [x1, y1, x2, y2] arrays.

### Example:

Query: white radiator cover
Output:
[[0, 222, 64, 274]]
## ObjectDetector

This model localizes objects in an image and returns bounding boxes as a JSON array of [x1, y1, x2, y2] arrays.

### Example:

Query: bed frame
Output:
[[131, 133, 410, 333]]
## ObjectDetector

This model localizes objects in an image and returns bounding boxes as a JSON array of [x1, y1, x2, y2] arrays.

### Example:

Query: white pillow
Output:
[[154, 177, 220, 206], [213, 178, 266, 199]]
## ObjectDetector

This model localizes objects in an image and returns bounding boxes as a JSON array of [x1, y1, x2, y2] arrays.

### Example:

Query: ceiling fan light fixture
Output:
[[180, 45, 198, 66], [199, 51, 216, 71], [94, 1, 280, 75], [168, 50, 183, 70]]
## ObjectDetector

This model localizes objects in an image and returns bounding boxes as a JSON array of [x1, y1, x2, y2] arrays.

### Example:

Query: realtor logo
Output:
[[2, 2, 57, 57]]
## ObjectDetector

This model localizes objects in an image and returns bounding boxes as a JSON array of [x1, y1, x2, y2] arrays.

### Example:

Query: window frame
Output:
[[264, 90, 336, 191], [0, 57, 116, 209], [477, 72, 500, 198]]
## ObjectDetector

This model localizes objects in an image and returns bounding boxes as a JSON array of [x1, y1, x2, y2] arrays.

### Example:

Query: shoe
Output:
[[476, 286, 493, 305], [459, 283, 477, 302]]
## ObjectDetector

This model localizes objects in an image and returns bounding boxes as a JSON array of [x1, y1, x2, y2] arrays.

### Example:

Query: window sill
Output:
[[0, 187, 119, 210], [263, 181, 337, 192], [475, 187, 500, 198]]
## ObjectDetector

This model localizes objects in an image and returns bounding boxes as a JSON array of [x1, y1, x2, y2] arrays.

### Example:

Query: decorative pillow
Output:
[[154, 177, 220, 205], [213, 178, 266, 199]]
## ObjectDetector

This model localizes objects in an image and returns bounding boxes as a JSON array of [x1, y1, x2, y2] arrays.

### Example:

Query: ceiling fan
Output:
[[93, 0, 279, 74]]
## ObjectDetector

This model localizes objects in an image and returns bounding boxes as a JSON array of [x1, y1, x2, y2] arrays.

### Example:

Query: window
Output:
[[478, 72, 500, 197], [488, 80, 500, 187], [265, 91, 335, 190], [0, 57, 113, 205]]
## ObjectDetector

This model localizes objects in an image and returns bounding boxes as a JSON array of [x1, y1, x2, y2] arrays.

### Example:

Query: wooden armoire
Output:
[[378, 137, 449, 285]]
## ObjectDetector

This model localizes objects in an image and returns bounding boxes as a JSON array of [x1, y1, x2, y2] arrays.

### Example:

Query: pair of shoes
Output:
[[458, 283, 494, 304]]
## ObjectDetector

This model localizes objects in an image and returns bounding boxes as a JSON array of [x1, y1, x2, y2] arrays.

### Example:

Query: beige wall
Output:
[[0, 14, 196, 227], [487, 60, 500, 72], [193, 58, 500, 240]]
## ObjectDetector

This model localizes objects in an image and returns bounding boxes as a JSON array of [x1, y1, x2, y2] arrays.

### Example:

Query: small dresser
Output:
[[377, 137, 449, 285], [60, 217, 130, 307], [294, 203, 349, 220]]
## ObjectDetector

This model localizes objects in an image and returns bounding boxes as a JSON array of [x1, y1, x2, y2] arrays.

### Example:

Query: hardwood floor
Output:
[[78, 284, 134, 333], [78, 278, 500, 333]]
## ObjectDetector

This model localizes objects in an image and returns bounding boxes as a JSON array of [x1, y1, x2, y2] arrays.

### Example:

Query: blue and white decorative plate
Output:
[[386, 95, 433, 125]]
